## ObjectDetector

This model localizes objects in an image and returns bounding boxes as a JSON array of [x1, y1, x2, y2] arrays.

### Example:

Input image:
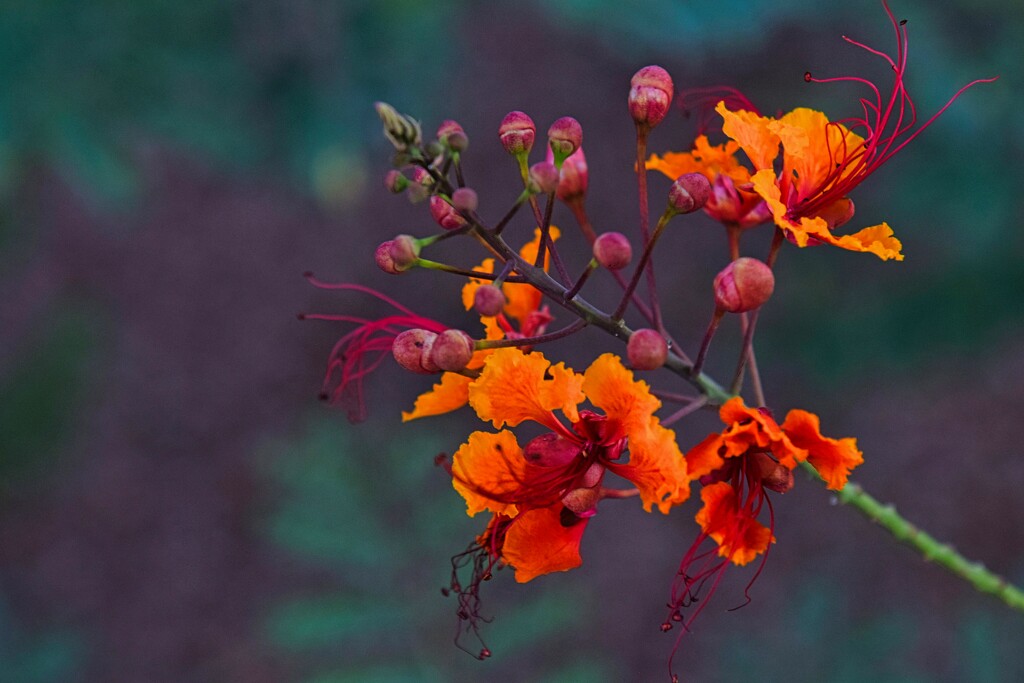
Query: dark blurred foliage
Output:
[[0, 0, 1022, 681]]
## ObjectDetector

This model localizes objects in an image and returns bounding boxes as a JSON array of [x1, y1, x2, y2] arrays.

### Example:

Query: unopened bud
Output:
[[436, 120, 465, 145], [473, 285, 506, 317], [627, 328, 668, 370], [628, 65, 674, 128], [547, 117, 582, 165], [713, 257, 775, 313], [528, 161, 559, 194], [384, 170, 408, 194], [548, 146, 588, 202], [430, 195, 467, 230], [593, 232, 632, 271], [561, 487, 601, 517], [390, 234, 420, 269], [668, 173, 712, 215], [392, 329, 439, 374], [451, 187, 478, 213], [375, 101, 422, 151], [375, 241, 401, 274], [407, 167, 433, 203], [429, 329, 476, 372], [523, 433, 582, 468], [499, 111, 536, 156]]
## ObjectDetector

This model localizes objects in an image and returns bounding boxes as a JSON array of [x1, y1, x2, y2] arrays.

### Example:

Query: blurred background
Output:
[[1, 0, 1021, 681]]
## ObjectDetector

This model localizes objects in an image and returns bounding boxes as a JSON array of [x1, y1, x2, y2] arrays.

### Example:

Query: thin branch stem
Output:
[[475, 320, 587, 350]]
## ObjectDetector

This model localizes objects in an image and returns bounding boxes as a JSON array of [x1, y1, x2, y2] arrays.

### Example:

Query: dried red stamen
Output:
[[445, 515, 512, 659]]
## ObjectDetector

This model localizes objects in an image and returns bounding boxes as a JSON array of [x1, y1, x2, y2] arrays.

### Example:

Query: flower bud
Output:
[[561, 486, 601, 517], [429, 329, 476, 372], [549, 147, 588, 202], [547, 117, 583, 164], [429, 195, 467, 230], [390, 234, 420, 269], [407, 167, 433, 203], [451, 187, 478, 213], [375, 241, 401, 274], [384, 169, 408, 194], [593, 232, 632, 271], [628, 65, 674, 128], [436, 119, 463, 143], [528, 161, 559, 194], [375, 101, 422, 151], [668, 173, 712, 215], [499, 111, 535, 156], [627, 328, 668, 370], [523, 433, 582, 468], [392, 329, 439, 374], [713, 257, 775, 313], [473, 284, 506, 317]]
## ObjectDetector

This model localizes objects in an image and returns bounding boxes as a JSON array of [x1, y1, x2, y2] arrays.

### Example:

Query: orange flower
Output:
[[444, 348, 689, 585], [402, 229, 557, 422], [662, 398, 862, 640]]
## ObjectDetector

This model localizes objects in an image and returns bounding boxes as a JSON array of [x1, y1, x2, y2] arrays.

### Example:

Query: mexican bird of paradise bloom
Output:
[[651, 0, 994, 261], [437, 347, 690, 653], [664, 397, 863, 678], [401, 228, 558, 422]]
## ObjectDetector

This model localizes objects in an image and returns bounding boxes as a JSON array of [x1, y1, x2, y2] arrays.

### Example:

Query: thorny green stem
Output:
[[801, 462, 1024, 613]]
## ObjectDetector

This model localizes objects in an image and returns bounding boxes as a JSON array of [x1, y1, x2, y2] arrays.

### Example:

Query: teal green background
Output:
[[0, 1, 1021, 681]]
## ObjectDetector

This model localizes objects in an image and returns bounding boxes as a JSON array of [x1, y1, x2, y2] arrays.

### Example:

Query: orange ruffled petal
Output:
[[502, 505, 588, 583], [716, 101, 780, 171], [781, 409, 864, 490], [468, 347, 584, 432], [451, 430, 526, 518], [504, 227, 560, 326], [402, 372, 473, 422], [696, 482, 774, 566], [646, 136, 751, 186], [770, 108, 866, 197], [582, 354, 689, 513]]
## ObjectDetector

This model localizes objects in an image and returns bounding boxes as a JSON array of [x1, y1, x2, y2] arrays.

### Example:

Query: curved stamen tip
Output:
[[302, 270, 314, 278], [804, 71, 813, 82], [899, 18, 907, 26], [296, 312, 307, 320]]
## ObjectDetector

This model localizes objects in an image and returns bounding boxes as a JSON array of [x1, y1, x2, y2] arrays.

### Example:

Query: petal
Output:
[[401, 372, 473, 422], [503, 505, 588, 583], [685, 433, 727, 480], [771, 108, 865, 198], [696, 482, 774, 566], [646, 150, 704, 180], [461, 257, 496, 311], [582, 354, 660, 437], [468, 347, 584, 431], [828, 223, 904, 261], [451, 430, 526, 518], [781, 410, 864, 490], [717, 102, 780, 171], [608, 420, 690, 513], [504, 227, 561, 326]]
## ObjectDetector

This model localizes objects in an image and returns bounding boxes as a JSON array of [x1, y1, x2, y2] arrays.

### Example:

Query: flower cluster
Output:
[[302, 1, 990, 677]]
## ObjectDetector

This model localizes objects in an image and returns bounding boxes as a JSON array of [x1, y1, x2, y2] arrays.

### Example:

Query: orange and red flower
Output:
[[444, 347, 690, 586]]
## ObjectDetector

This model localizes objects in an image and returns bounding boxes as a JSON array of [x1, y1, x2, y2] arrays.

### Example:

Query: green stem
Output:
[[801, 461, 1024, 613]]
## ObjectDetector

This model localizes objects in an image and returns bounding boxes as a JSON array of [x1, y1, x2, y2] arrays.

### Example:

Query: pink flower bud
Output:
[[451, 187, 478, 213], [668, 173, 712, 215], [429, 329, 476, 372], [437, 119, 469, 152], [528, 161, 559, 194], [628, 65, 674, 128], [436, 119, 463, 141], [383, 169, 408, 194], [713, 257, 775, 313], [473, 284, 506, 317], [499, 111, 535, 156], [627, 328, 668, 370], [389, 234, 420, 269], [593, 232, 632, 271], [547, 146, 588, 202], [392, 329, 439, 374], [429, 195, 467, 230], [407, 167, 433, 203], [547, 116, 582, 163], [375, 241, 401, 274], [523, 433, 582, 468]]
